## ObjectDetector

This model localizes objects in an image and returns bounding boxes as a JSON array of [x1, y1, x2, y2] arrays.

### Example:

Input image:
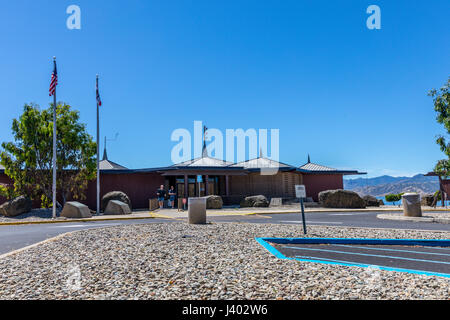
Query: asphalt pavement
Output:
[[0, 211, 449, 256], [272, 242, 450, 276]]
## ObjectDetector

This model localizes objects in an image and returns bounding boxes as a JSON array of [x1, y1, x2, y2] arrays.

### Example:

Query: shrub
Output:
[[385, 193, 402, 206]]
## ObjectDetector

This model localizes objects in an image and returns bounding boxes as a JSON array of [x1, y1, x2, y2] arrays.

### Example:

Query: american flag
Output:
[[49, 60, 57, 97], [96, 77, 102, 106]]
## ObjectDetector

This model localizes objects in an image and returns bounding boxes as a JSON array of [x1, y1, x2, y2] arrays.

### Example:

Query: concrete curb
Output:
[[377, 213, 450, 224]]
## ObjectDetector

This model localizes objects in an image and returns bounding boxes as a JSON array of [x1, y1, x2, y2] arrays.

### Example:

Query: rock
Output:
[[378, 199, 385, 206], [363, 195, 380, 207], [104, 200, 132, 215], [204, 195, 223, 209], [60, 201, 92, 218], [421, 194, 434, 207], [0, 196, 32, 217], [318, 190, 366, 208], [101, 191, 131, 211], [240, 195, 269, 208], [269, 198, 282, 207]]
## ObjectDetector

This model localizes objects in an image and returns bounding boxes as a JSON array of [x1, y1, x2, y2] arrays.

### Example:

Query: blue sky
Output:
[[0, 0, 449, 178]]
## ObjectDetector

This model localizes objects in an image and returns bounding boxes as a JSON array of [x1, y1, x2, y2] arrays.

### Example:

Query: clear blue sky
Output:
[[0, 0, 449, 177]]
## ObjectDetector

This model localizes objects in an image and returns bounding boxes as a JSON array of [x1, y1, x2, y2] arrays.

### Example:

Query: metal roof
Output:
[[171, 156, 234, 168], [299, 162, 339, 172], [231, 157, 293, 169], [298, 162, 364, 175], [99, 159, 128, 170]]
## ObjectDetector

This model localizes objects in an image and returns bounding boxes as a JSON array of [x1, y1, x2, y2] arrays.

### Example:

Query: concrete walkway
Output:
[[377, 212, 450, 224]]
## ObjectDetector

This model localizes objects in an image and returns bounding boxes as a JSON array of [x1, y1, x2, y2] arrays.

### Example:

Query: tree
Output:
[[429, 78, 450, 177], [385, 193, 402, 206], [0, 103, 96, 208]]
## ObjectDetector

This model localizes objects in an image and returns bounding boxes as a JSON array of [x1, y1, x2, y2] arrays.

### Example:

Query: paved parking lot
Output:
[[258, 238, 450, 278]]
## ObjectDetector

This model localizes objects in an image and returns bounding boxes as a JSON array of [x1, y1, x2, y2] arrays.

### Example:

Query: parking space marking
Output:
[[332, 244, 450, 256], [50, 223, 119, 228], [279, 221, 343, 225], [281, 245, 450, 265]]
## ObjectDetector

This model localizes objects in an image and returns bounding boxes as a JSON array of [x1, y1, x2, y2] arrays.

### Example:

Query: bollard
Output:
[[188, 197, 207, 224], [402, 193, 422, 217]]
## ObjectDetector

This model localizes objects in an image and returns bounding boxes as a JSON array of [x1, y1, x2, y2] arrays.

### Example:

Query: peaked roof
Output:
[[172, 156, 234, 168], [298, 162, 364, 175], [99, 159, 128, 170], [172, 139, 235, 168], [231, 157, 293, 169], [299, 162, 339, 172]]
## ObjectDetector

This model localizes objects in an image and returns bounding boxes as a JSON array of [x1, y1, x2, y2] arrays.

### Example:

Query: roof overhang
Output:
[[298, 168, 366, 175]]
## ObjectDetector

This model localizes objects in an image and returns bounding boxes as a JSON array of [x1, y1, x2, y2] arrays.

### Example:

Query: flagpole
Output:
[[96, 75, 100, 215], [52, 57, 57, 219]]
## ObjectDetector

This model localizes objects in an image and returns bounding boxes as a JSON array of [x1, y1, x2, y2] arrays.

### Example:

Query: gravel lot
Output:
[[0, 222, 449, 300]]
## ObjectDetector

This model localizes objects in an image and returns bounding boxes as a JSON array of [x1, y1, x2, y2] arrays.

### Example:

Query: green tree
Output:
[[385, 193, 402, 206], [429, 78, 450, 177], [0, 103, 96, 208]]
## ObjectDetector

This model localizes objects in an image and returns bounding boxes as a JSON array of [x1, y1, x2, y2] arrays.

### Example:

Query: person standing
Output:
[[168, 186, 176, 209], [156, 185, 166, 209]]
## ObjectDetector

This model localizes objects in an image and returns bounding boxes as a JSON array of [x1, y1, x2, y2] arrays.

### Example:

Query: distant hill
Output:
[[344, 174, 439, 197]]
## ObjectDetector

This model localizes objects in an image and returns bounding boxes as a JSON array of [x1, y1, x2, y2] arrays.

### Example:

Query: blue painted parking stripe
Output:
[[255, 237, 290, 260], [282, 246, 450, 265], [263, 237, 450, 247], [332, 244, 450, 257]]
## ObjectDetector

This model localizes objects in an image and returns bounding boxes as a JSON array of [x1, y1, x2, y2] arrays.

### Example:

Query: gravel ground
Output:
[[0, 222, 449, 300]]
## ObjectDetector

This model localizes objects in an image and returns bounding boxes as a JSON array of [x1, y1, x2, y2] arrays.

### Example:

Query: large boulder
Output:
[[101, 191, 131, 212], [363, 195, 380, 207], [204, 195, 223, 209], [60, 201, 92, 218], [319, 190, 366, 209], [104, 200, 132, 215], [421, 194, 434, 207], [240, 195, 269, 208], [0, 196, 32, 217]]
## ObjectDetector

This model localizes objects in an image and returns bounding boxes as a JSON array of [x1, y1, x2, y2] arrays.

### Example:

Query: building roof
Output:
[[231, 157, 293, 169], [299, 162, 339, 172], [172, 156, 234, 168], [298, 161, 364, 175], [99, 159, 128, 170]]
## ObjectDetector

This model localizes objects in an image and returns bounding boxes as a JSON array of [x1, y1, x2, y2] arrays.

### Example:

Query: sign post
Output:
[[197, 175, 203, 197], [295, 185, 307, 234]]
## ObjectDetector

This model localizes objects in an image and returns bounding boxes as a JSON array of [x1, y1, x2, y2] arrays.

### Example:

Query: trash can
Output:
[[188, 197, 207, 224], [402, 193, 422, 217]]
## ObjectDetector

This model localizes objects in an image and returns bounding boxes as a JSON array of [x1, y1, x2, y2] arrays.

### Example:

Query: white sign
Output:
[[295, 185, 306, 198]]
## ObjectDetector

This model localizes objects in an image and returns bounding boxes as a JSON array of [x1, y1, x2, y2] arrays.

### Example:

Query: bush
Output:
[[385, 193, 402, 205]]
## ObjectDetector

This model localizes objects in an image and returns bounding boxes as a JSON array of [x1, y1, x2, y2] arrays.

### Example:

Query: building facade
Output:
[[0, 153, 364, 209]]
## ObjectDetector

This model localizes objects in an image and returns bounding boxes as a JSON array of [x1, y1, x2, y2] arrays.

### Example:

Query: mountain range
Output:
[[343, 174, 439, 197]]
